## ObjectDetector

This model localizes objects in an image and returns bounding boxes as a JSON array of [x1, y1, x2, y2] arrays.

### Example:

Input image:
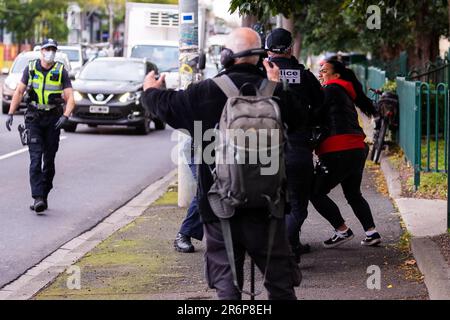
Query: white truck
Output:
[[124, 2, 180, 89]]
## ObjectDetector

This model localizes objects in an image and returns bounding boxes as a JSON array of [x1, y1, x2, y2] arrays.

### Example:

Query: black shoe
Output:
[[292, 243, 311, 263], [361, 232, 382, 246], [174, 233, 195, 253], [30, 197, 46, 214], [323, 228, 354, 248]]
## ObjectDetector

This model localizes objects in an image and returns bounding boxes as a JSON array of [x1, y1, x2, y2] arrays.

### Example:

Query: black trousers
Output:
[[310, 146, 376, 232], [204, 212, 301, 300], [285, 144, 314, 247], [25, 108, 61, 199]]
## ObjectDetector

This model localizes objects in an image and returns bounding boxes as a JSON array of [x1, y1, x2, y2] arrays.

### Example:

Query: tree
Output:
[[228, 0, 449, 69], [0, 0, 68, 45]]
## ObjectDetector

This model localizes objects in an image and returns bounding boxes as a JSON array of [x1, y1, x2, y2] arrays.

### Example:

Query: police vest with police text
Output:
[[28, 60, 64, 106]]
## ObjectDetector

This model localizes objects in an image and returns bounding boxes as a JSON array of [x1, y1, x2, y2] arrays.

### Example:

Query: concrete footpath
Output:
[[0, 159, 430, 300], [380, 156, 450, 300]]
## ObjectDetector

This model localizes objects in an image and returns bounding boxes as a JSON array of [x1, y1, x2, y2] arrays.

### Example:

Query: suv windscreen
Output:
[[131, 45, 178, 72], [60, 49, 80, 62], [78, 60, 146, 82], [11, 56, 30, 73]]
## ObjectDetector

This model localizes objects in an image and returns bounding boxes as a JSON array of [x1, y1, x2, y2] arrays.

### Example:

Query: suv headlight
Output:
[[74, 91, 83, 102], [119, 92, 142, 103], [4, 77, 17, 91]]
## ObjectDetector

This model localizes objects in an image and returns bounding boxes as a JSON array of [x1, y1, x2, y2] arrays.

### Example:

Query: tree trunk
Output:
[[108, 2, 114, 45], [448, 0, 450, 37], [281, 16, 302, 59], [407, 1, 440, 71], [241, 15, 257, 28], [293, 32, 302, 60]]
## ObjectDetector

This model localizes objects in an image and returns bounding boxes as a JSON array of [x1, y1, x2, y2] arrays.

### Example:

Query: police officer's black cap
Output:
[[41, 38, 58, 50], [265, 28, 292, 53]]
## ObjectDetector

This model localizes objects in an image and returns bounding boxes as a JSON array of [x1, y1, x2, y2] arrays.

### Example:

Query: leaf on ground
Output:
[[404, 259, 416, 266]]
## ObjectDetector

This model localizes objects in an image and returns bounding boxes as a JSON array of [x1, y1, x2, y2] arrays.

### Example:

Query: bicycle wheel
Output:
[[373, 119, 388, 164], [369, 129, 379, 161]]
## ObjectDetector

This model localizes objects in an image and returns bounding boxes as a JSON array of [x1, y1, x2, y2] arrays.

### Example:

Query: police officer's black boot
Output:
[[30, 197, 46, 214]]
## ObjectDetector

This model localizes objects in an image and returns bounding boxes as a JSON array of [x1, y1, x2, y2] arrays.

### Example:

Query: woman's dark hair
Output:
[[325, 59, 376, 117]]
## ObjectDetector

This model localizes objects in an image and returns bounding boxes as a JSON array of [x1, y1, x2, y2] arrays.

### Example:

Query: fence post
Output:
[[414, 82, 423, 190]]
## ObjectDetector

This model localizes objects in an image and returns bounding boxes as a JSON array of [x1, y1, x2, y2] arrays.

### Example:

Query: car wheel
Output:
[[136, 118, 150, 135], [154, 118, 166, 130], [2, 102, 9, 115], [63, 122, 77, 133]]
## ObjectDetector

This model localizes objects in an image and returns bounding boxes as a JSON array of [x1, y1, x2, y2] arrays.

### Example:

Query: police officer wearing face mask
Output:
[[266, 28, 324, 262], [5, 39, 75, 214]]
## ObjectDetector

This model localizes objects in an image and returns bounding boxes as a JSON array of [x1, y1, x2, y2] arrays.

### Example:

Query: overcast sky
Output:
[[206, 0, 241, 25]]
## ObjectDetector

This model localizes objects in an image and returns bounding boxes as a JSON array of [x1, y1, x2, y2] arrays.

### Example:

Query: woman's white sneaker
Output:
[[323, 229, 354, 248]]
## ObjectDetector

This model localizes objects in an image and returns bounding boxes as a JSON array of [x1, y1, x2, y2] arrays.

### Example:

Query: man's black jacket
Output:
[[142, 63, 300, 223]]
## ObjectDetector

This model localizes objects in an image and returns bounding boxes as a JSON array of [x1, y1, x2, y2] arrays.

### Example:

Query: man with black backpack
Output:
[[142, 27, 301, 300], [266, 28, 324, 262]]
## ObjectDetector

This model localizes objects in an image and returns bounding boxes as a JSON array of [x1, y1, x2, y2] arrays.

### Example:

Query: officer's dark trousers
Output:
[[204, 212, 301, 300], [310, 146, 376, 232], [179, 162, 203, 240], [285, 141, 314, 248], [25, 109, 61, 199]]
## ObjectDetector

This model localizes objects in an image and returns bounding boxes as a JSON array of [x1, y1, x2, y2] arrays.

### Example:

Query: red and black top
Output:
[[316, 79, 366, 156]]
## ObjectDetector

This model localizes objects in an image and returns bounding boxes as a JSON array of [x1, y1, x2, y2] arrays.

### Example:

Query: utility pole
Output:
[[178, 0, 199, 207]]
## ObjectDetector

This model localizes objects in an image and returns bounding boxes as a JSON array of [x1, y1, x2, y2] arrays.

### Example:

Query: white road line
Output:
[[0, 136, 67, 161]]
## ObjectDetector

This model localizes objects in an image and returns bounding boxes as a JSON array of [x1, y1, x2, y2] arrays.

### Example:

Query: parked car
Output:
[[67, 57, 165, 134], [34, 44, 88, 78], [2, 51, 71, 114]]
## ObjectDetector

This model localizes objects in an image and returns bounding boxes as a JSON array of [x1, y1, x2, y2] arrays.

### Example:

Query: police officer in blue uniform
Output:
[[5, 39, 75, 214], [266, 28, 324, 262]]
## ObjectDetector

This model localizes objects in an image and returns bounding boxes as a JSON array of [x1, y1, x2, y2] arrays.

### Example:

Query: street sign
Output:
[[181, 13, 195, 24]]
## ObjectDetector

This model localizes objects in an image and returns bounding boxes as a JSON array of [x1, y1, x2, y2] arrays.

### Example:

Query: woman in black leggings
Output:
[[311, 59, 381, 248]]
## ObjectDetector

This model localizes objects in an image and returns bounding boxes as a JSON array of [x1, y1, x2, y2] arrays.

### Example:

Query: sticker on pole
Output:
[[182, 13, 195, 24]]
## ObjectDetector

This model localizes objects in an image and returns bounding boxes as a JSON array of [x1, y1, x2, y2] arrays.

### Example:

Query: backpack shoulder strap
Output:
[[212, 75, 240, 98], [259, 79, 278, 97]]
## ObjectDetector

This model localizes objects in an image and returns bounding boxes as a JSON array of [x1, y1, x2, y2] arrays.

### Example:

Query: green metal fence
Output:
[[367, 67, 386, 99], [417, 82, 449, 172], [351, 63, 368, 93], [394, 79, 448, 189], [396, 77, 420, 183], [353, 59, 449, 229]]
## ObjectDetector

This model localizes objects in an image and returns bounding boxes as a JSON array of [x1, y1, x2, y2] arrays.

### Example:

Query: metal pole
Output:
[[250, 259, 255, 300], [447, 88, 450, 231], [178, 0, 199, 207], [108, 2, 114, 46]]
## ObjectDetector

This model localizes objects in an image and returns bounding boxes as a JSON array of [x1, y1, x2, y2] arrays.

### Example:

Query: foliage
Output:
[[382, 80, 397, 93], [0, 0, 69, 44], [228, 0, 449, 63], [229, 0, 303, 21]]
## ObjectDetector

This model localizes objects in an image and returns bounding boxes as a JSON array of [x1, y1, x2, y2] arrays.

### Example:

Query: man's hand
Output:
[[55, 115, 68, 130], [143, 71, 166, 91], [263, 59, 280, 82], [5, 114, 13, 131]]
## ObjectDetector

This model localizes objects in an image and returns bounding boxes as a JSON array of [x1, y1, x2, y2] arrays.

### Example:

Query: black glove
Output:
[[55, 115, 68, 130], [5, 114, 13, 131]]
